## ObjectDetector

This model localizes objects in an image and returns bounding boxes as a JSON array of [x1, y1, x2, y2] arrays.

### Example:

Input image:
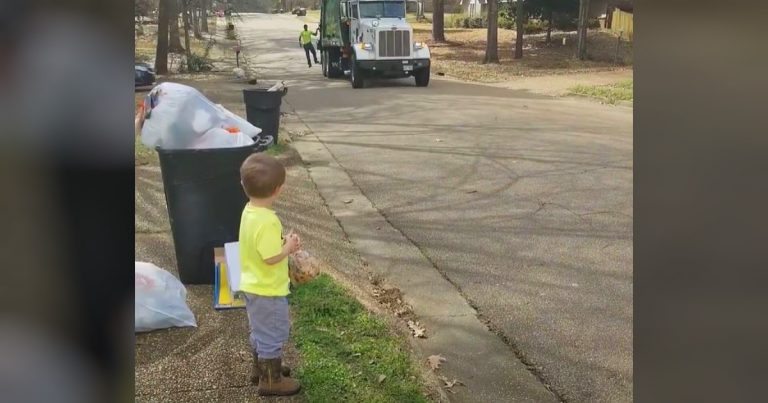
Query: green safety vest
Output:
[[300, 30, 314, 45]]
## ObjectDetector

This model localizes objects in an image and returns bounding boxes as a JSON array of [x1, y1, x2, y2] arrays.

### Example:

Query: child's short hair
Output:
[[240, 153, 286, 198]]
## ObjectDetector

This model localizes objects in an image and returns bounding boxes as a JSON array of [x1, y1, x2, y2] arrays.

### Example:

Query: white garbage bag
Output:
[[135, 261, 197, 333], [191, 127, 254, 149], [140, 82, 262, 149], [215, 104, 263, 139]]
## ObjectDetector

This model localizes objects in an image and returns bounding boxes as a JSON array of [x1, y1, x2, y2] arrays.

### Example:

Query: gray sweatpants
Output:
[[244, 294, 290, 359]]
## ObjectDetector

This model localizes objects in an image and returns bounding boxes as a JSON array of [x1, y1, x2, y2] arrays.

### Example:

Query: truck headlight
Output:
[[413, 42, 426, 50], [360, 42, 373, 51]]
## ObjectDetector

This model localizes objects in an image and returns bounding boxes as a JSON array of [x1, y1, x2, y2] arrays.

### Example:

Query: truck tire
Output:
[[350, 54, 364, 89], [415, 66, 430, 87]]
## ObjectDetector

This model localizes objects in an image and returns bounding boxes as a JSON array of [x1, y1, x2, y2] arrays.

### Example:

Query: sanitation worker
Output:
[[299, 24, 320, 68]]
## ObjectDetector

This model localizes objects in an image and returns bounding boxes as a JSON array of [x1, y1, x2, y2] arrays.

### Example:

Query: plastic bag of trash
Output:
[[214, 104, 263, 139], [140, 82, 263, 149], [190, 127, 254, 149], [135, 261, 197, 333], [288, 250, 322, 286]]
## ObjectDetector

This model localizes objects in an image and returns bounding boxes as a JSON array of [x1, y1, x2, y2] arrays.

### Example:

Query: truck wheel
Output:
[[415, 66, 430, 87], [350, 54, 364, 89], [322, 51, 328, 77]]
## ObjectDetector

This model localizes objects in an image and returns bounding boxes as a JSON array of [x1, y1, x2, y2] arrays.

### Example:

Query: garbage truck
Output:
[[317, 0, 431, 88]]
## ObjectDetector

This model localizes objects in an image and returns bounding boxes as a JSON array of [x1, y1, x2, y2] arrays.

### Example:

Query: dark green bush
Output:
[[524, 19, 546, 34], [552, 13, 578, 31], [452, 15, 487, 29]]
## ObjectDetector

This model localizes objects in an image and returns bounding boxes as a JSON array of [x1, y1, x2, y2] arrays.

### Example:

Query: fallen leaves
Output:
[[407, 320, 426, 338], [427, 354, 446, 371], [427, 355, 465, 392], [394, 306, 411, 317], [439, 375, 465, 393]]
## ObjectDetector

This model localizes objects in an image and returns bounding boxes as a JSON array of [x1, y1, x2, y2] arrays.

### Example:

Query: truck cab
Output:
[[319, 0, 431, 88]]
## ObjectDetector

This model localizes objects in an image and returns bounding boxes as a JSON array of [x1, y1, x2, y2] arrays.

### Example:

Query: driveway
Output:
[[237, 13, 633, 402]]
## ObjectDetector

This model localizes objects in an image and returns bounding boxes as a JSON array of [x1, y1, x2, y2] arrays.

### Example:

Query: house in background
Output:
[[460, 0, 485, 17], [413, 0, 462, 14], [593, 0, 634, 39], [459, 0, 511, 18]]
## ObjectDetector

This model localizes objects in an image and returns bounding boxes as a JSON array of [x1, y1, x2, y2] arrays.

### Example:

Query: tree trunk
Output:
[[192, 4, 202, 39], [182, 1, 193, 69], [155, 0, 170, 74], [577, 0, 590, 60], [432, 0, 445, 42], [483, 0, 499, 63], [546, 10, 553, 44], [514, 0, 524, 59], [169, 0, 184, 52], [201, 0, 209, 33]]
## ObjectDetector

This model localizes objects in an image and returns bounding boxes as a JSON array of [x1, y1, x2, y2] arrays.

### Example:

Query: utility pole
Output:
[[576, 0, 590, 60]]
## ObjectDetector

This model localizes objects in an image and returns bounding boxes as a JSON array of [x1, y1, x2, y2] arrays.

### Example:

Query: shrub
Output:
[[452, 15, 487, 29], [552, 13, 578, 31], [524, 19, 546, 34], [449, 14, 464, 28], [499, 3, 514, 29], [181, 53, 214, 73]]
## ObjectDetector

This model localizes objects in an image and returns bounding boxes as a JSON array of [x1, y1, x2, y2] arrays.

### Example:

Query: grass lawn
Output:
[[570, 79, 633, 104], [291, 274, 431, 402], [411, 20, 633, 82]]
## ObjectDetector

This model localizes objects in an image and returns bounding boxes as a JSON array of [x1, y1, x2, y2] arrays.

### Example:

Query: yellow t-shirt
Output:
[[300, 30, 315, 45], [238, 204, 290, 296]]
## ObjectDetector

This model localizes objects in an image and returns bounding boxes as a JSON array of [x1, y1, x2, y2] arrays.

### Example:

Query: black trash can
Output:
[[243, 88, 284, 146], [157, 143, 267, 284]]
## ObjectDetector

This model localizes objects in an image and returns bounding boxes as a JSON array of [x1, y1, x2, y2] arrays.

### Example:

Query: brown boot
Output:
[[257, 357, 301, 396], [251, 353, 291, 384]]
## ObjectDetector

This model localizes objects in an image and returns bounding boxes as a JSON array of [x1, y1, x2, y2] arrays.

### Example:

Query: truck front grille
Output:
[[378, 30, 411, 58]]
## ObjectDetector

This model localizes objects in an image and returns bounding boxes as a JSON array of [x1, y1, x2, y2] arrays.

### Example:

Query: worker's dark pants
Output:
[[303, 43, 319, 66]]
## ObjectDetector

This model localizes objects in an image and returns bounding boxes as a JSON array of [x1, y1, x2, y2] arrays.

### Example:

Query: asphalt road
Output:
[[238, 13, 633, 402]]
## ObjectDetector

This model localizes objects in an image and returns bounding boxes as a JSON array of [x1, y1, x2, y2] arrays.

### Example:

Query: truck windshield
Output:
[[359, 1, 405, 18]]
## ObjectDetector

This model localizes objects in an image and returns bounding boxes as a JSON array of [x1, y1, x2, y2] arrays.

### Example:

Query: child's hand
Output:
[[285, 231, 301, 254]]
